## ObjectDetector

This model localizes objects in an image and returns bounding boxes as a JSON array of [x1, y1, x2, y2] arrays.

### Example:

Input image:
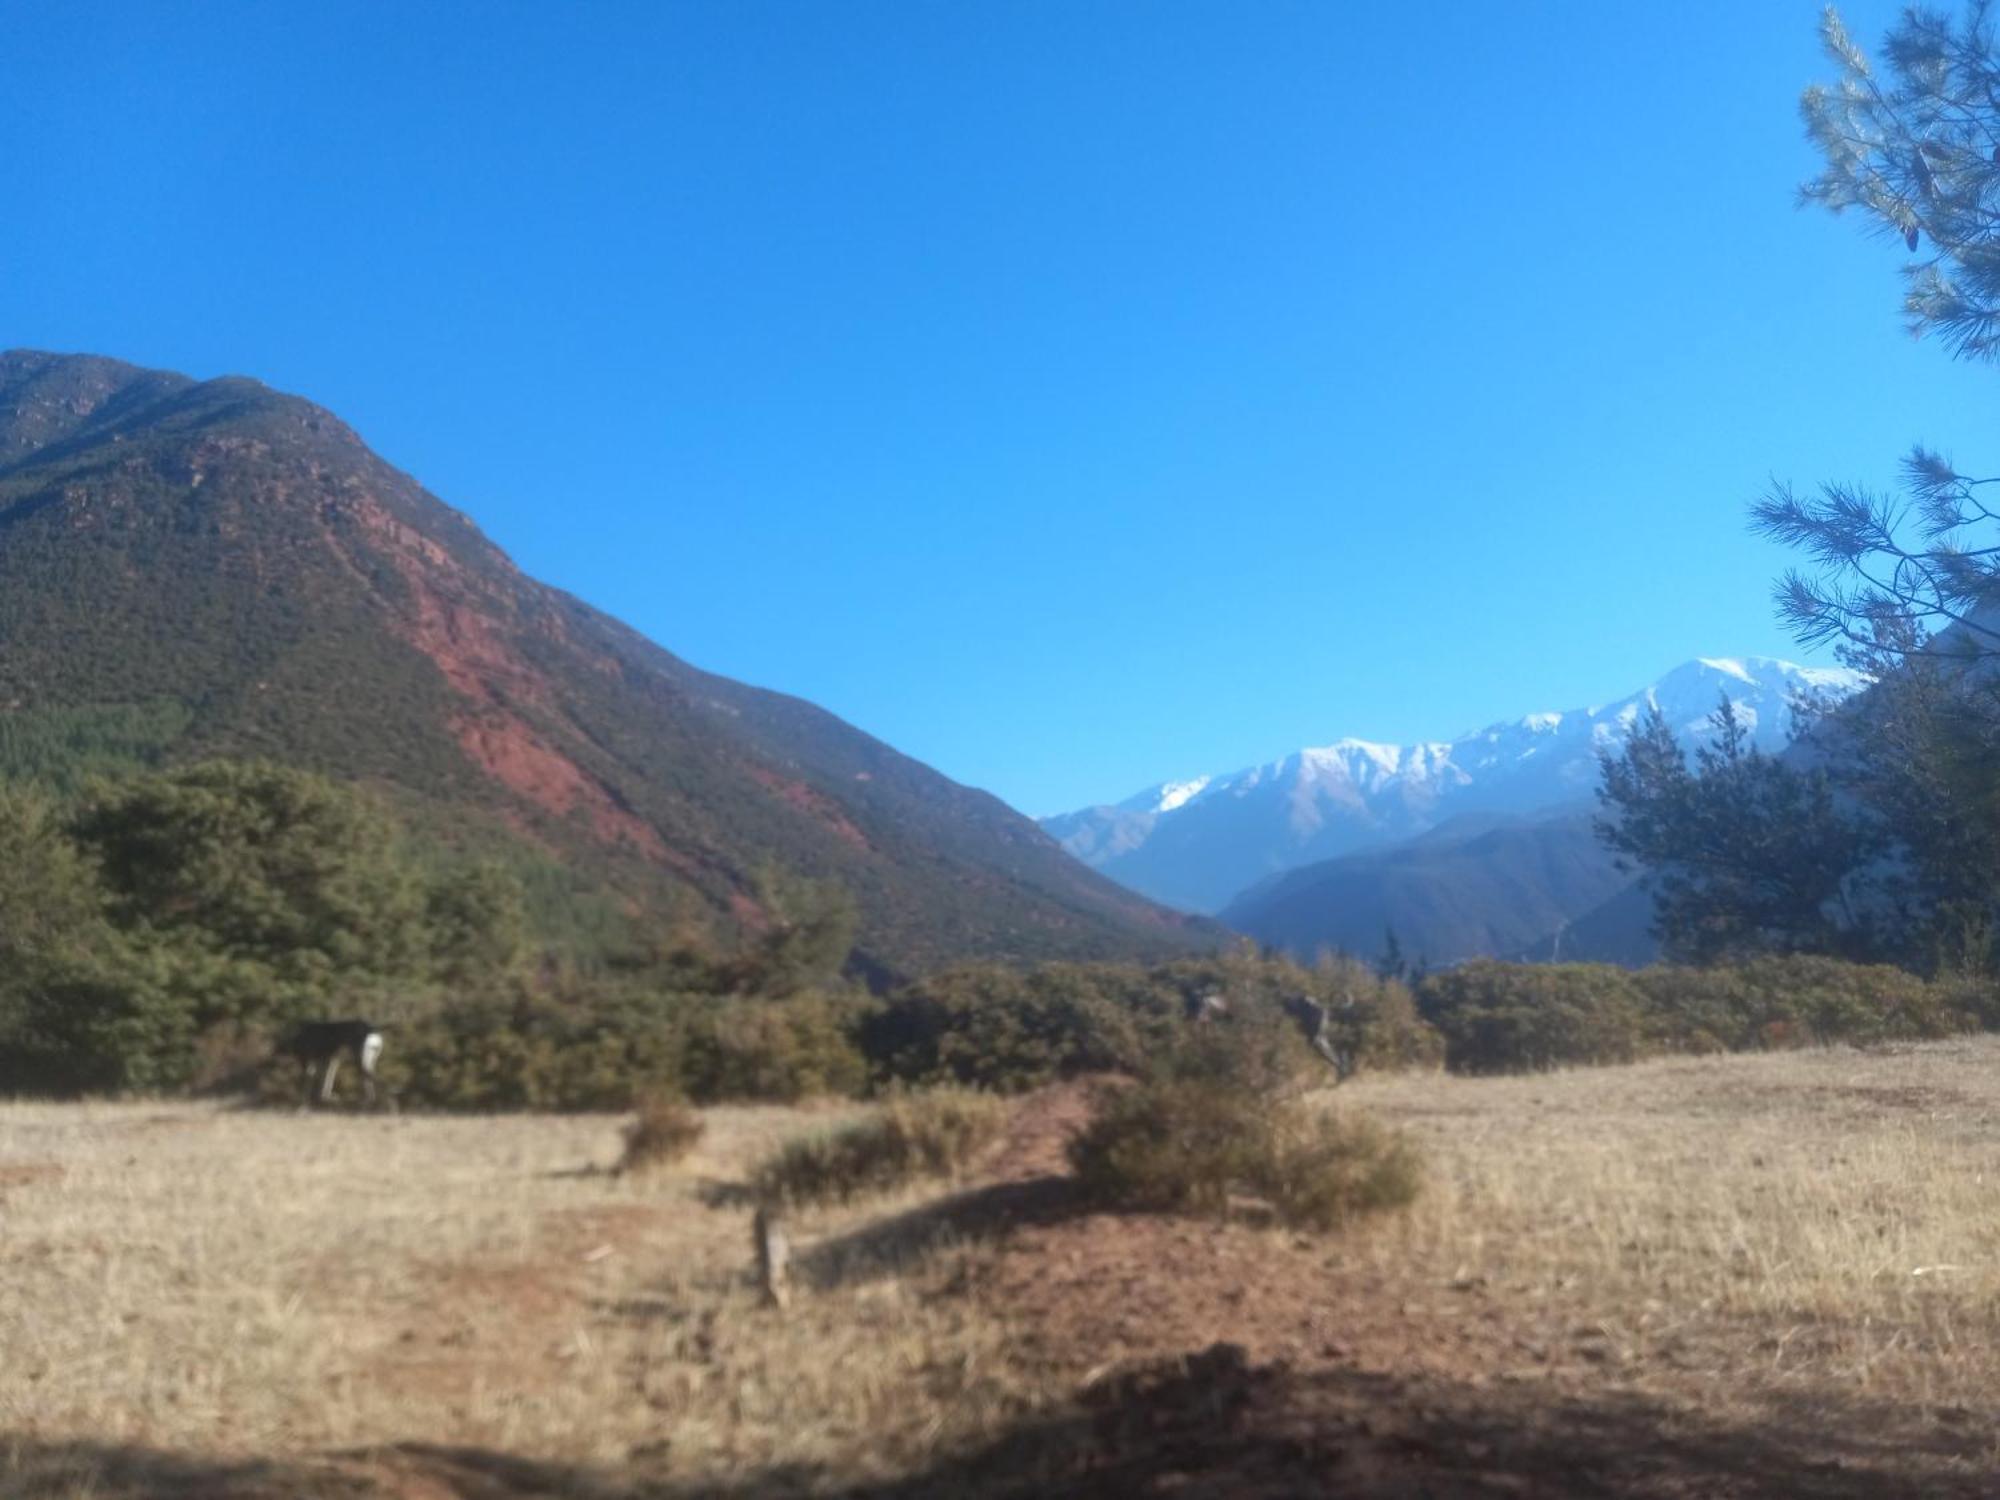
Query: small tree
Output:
[[722, 865, 858, 998], [0, 786, 143, 1092], [1596, 701, 1872, 962], [1814, 642, 2000, 969], [1378, 926, 1407, 981], [69, 760, 428, 997], [425, 862, 529, 988]]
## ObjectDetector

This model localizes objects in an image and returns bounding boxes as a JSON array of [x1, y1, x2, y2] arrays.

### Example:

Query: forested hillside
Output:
[[1223, 810, 1640, 968], [0, 351, 1205, 978]]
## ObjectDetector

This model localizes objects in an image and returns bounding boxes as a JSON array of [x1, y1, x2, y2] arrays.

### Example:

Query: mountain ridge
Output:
[[1043, 657, 1866, 915], [0, 349, 1207, 977], [1219, 807, 1640, 969]]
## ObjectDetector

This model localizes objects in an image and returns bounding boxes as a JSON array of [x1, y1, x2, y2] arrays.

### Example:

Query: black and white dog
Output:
[[282, 1019, 392, 1110]]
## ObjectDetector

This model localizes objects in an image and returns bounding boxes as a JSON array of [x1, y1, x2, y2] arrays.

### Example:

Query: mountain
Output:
[[1220, 809, 1642, 968], [1515, 880, 1660, 967], [1043, 657, 1866, 915], [0, 350, 1205, 977]]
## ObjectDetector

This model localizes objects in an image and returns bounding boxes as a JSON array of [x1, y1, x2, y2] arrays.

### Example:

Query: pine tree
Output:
[[1595, 702, 1871, 962], [1756, 5, 2000, 662], [1738, 4, 2000, 971], [1378, 926, 1407, 981]]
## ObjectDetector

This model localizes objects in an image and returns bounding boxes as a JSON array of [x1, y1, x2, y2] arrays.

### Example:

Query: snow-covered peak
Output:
[[1042, 656, 1872, 914], [1112, 775, 1214, 816], [1695, 655, 1756, 683], [1153, 777, 1211, 813], [1308, 738, 1404, 776]]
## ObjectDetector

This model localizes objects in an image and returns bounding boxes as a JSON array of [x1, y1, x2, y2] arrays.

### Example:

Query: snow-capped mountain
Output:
[[1039, 657, 1867, 915]]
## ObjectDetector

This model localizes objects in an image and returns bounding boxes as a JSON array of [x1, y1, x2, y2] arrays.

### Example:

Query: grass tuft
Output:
[[617, 1093, 705, 1175], [750, 1087, 1007, 1208], [1257, 1107, 1423, 1229]]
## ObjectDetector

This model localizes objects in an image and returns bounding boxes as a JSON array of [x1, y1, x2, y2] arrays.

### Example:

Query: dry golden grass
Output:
[[0, 1096, 1039, 1495], [2, 1038, 1999, 1495], [1345, 1038, 2000, 1429]]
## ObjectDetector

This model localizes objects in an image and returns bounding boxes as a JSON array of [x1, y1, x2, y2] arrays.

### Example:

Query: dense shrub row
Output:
[[374, 990, 874, 1110], [865, 952, 1438, 1094], [351, 950, 1993, 1109], [4, 756, 1987, 1108], [1412, 956, 1990, 1075], [32, 941, 1996, 1108], [302, 952, 1432, 1110]]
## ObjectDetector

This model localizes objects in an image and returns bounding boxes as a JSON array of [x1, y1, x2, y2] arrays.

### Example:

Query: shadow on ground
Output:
[[6, 1344, 1991, 1500], [844, 1342, 1998, 1499], [798, 1172, 1084, 1289]]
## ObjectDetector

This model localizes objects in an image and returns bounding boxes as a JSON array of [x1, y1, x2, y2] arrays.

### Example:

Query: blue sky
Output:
[[1, 1, 1983, 815]]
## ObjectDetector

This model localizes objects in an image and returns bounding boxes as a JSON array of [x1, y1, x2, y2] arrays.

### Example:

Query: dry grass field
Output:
[[3, 1040, 2000, 1497]]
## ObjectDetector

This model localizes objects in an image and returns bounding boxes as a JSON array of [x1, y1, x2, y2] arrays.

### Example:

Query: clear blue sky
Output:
[[1, 1, 1982, 815]]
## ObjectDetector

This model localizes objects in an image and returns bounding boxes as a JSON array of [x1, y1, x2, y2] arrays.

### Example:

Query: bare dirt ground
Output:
[[4, 1041, 1999, 1497]]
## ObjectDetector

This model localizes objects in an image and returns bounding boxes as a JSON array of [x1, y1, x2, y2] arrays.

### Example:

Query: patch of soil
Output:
[[989, 1081, 1099, 1177], [356, 1202, 669, 1416], [321, 492, 669, 862], [745, 766, 872, 852], [0, 1160, 65, 1191], [939, 1083, 2000, 1499], [450, 711, 666, 858]]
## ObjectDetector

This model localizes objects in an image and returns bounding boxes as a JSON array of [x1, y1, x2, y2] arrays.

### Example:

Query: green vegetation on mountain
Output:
[[1222, 810, 1637, 968], [0, 349, 1205, 980]]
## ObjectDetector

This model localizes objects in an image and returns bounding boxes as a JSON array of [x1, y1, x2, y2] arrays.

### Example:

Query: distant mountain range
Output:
[[1221, 809, 1647, 968], [0, 350, 1207, 978], [1044, 658, 1866, 964]]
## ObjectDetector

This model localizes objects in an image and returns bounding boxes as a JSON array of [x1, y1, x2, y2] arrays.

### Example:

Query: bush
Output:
[[1416, 962, 1650, 1073], [677, 994, 871, 1103], [1067, 1078, 1269, 1218], [861, 951, 1445, 1096], [1155, 995, 1323, 1097], [1623, 964, 1763, 1053], [389, 993, 683, 1111], [1932, 972, 2000, 1032], [1256, 1108, 1425, 1230], [864, 963, 1180, 1092], [1743, 955, 1973, 1046], [1292, 954, 1445, 1077], [1068, 1077, 1420, 1232], [618, 1094, 705, 1175], [386, 990, 872, 1111], [750, 1086, 1008, 1208], [1634, 955, 1978, 1054], [1407, 956, 1982, 1077]]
